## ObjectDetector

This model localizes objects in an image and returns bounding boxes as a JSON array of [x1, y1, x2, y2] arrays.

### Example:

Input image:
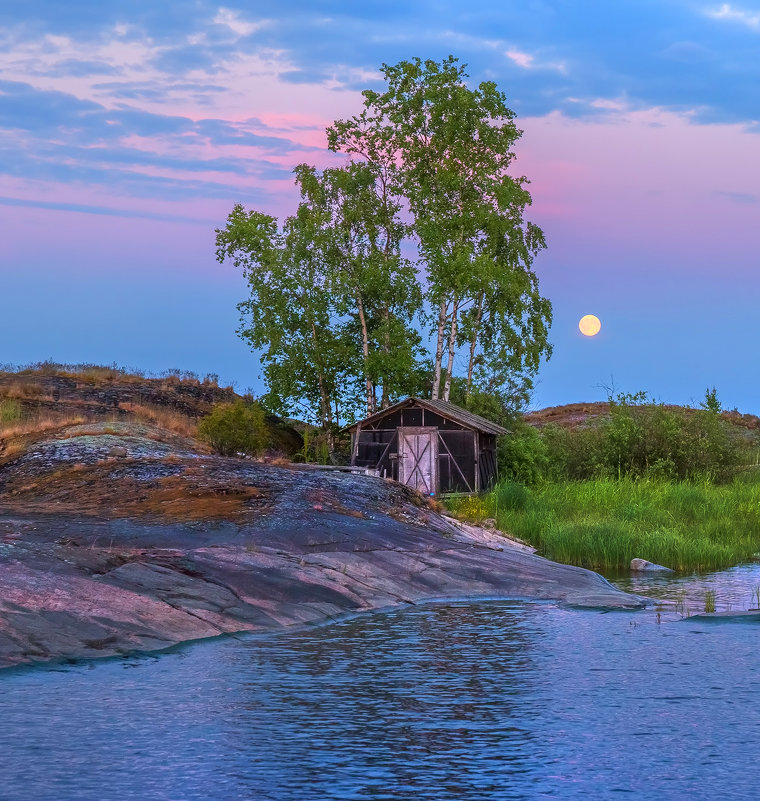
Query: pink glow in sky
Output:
[[2, 1, 759, 412]]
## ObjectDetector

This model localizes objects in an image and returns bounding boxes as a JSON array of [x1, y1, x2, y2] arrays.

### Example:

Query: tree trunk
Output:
[[466, 293, 484, 402], [381, 305, 390, 408], [442, 296, 460, 402], [355, 291, 374, 416], [431, 299, 448, 400], [310, 319, 333, 431]]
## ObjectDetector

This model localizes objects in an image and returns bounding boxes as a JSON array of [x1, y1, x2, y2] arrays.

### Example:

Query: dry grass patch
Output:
[[0, 415, 86, 439], [118, 402, 198, 438], [266, 455, 294, 467], [1, 362, 146, 384], [307, 489, 368, 519], [0, 381, 50, 400]]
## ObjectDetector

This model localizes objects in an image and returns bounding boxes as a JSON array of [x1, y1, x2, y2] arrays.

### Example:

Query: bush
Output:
[[197, 400, 269, 457], [497, 419, 549, 485], [536, 391, 746, 483], [541, 423, 607, 480], [600, 392, 742, 482]]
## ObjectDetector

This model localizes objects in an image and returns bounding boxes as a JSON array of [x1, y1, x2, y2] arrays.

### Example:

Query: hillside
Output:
[[0, 364, 648, 669], [524, 400, 760, 433], [0, 362, 302, 460]]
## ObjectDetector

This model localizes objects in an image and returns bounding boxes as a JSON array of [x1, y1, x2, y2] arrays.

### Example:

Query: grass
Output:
[[0, 361, 224, 388], [447, 477, 760, 572], [0, 413, 86, 440], [0, 399, 22, 425], [0, 414, 88, 465], [118, 402, 198, 438]]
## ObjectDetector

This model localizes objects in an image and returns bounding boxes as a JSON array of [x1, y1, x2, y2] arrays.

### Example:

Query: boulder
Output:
[[630, 557, 674, 573]]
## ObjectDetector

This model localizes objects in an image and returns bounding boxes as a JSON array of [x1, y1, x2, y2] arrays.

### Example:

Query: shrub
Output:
[[497, 419, 549, 485], [601, 391, 742, 482], [541, 423, 607, 480], [536, 391, 747, 483], [197, 400, 269, 457]]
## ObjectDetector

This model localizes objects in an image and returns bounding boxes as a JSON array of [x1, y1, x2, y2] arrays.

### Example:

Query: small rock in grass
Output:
[[630, 557, 674, 573]]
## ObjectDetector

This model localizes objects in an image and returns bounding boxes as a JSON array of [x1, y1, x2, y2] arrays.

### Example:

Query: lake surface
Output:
[[2, 565, 760, 801]]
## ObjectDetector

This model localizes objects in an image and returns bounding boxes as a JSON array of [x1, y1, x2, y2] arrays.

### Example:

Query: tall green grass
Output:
[[449, 478, 760, 572]]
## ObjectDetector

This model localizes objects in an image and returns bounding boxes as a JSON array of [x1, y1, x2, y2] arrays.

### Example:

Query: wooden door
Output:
[[398, 427, 438, 495]]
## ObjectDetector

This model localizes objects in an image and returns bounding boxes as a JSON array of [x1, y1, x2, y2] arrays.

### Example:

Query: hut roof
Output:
[[344, 396, 508, 436]]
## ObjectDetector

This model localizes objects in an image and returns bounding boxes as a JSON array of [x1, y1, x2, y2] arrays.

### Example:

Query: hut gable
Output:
[[345, 397, 507, 496]]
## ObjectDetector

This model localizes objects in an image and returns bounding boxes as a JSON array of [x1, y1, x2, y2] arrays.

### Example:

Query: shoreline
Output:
[[0, 587, 642, 676], [0, 506, 646, 672], [0, 422, 646, 671]]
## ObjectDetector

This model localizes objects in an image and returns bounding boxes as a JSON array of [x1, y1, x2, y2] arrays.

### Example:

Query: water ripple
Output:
[[2, 578, 760, 799]]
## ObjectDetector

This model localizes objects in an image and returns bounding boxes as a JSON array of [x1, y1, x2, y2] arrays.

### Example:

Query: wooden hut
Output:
[[345, 397, 507, 496]]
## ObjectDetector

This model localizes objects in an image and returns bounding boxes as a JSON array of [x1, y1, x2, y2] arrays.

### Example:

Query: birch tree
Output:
[[294, 162, 422, 415], [216, 162, 424, 430], [215, 202, 349, 437], [328, 56, 552, 403]]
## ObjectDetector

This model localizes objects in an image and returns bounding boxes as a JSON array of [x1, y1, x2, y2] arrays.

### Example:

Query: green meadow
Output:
[[449, 477, 760, 573], [448, 392, 760, 573], [451, 478, 760, 571]]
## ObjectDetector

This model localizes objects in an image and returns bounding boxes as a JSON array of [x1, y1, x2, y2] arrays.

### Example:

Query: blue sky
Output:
[[1, 1, 759, 412]]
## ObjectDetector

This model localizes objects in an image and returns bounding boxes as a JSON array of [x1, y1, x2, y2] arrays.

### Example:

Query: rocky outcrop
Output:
[[0, 423, 645, 669]]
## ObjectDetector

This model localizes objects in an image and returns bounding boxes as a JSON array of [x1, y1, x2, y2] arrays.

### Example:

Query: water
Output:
[[616, 561, 760, 615], [2, 567, 760, 801]]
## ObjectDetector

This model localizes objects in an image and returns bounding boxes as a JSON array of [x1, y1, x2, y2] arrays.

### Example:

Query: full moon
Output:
[[579, 314, 601, 337]]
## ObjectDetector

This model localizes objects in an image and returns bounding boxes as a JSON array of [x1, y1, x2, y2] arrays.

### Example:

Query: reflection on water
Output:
[[3, 570, 760, 800], [611, 561, 760, 617]]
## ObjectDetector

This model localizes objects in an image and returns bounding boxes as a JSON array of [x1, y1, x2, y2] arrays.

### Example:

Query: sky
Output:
[[1, 1, 759, 414]]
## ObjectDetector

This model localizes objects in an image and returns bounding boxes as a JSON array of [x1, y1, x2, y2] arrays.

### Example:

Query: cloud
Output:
[[0, 194, 206, 223], [279, 69, 333, 85], [0, 73, 319, 221], [506, 49, 534, 69], [505, 48, 566, 74], [0, 79, 312, 151], [3, 0, 758, 131], [2, 0, 760, 225], [706, 4, 760, 30], [714, 190, 760, 204], [0, 80, 102, 135], [54, 59, 122, 77], [659, 41, 714, 63], [214, 8, 266, 38]]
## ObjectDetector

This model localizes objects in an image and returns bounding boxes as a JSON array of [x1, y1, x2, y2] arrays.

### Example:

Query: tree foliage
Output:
[[217, 56, 553, 433], [328, 56, 551, 404]]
